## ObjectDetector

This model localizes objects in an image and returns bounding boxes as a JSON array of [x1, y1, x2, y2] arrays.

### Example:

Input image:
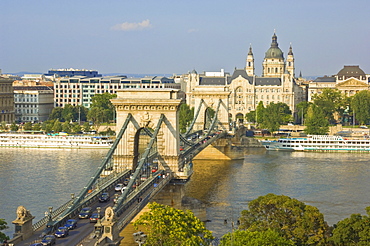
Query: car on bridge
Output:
[[64, 219, 77, 230], [98, 192, 110, 202], [54, 226, 69, 238], [41, 234, 56, 245], [78, 207, 93, 219], [89, 212, 102, 223], [115, 183, 124, 192]]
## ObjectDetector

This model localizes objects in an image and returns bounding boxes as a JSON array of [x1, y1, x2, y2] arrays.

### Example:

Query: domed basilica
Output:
[[185, 32, 306, 122]]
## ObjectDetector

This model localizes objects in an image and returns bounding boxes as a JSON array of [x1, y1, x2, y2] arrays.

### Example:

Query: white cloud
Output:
[[111, 19, 152, 31]]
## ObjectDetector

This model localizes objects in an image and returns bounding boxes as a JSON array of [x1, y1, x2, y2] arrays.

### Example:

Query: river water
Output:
[[1, 147, 370, 241]]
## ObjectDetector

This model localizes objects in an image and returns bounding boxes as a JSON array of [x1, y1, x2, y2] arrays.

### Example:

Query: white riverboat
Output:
[[261, 135, 370, 152], [0, 133, 114, 149]]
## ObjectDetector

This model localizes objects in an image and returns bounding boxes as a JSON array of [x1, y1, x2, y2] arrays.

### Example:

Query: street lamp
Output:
[[133, 231, 147, 245]]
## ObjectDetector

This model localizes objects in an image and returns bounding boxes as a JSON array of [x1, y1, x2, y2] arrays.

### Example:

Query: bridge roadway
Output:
[[16, 172, 171, 246], [13, 129, 224, 246]]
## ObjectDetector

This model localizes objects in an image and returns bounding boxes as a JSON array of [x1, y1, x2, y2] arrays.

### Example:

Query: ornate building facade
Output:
[[0, 77, 15, 123], [308, 65, 370, 101], [184, 32, 306, 122]]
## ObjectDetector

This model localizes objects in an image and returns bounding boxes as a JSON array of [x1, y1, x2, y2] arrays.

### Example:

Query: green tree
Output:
[[220, 229, 294, 246], [350, 90, 370, 125], [179, 103, 194, 133], [329, 207, 370, 245], [52, 119, 62, 133], [256, 101, 265, 126], [312, 88, 346, 124], [245, 110, 256, 123], [62, 122, 71, 133], [71, 122, 82, 133], [260, 102, 292, 134], [296, 101, 312, 125], [33, 123, 41, 131], [239, 193, 329, 245], [62, 104, 75, 122], [49, 107, 63, 121], [82, 122, 91, 132], [87, 93, 117, 129], [23, 122, 33, 131], [304, 104, 329, 135], [0, 218, 9, 242], [10, 122, 19, 132], [87, 107, 105, 130], [133, 202, 214, 246], [41, 120, 54, 133], [0, 122, 8, 131]]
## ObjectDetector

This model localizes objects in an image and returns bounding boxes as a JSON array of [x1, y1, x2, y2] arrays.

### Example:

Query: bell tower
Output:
[[245, 44, 255, 76], [286, 44, 295, 78]]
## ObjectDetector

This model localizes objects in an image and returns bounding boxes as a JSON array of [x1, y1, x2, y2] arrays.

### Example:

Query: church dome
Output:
[[264, 33, 284, 59]]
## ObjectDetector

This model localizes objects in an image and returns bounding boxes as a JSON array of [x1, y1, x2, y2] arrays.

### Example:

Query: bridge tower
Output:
[[111, 89, 186, 178], [191, 87, 230, 131]]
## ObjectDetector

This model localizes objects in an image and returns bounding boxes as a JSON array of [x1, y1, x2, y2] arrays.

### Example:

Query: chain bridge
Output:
[[10, 88, 235, 246]]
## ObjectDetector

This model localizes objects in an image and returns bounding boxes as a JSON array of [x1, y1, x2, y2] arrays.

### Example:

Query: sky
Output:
[[1, 0, 370, 77]]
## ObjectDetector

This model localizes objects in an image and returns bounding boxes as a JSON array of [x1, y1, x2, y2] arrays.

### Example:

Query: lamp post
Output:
[[94, 207, 102, 238], [133, 231, 147, 245]]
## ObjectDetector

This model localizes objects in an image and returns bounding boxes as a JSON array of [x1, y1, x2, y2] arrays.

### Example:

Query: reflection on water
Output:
[[0, 148, 107, 238], [2, 147, 370, 242]]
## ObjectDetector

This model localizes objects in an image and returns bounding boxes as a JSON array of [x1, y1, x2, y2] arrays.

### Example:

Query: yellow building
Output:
[[0, 77, 15, 123]]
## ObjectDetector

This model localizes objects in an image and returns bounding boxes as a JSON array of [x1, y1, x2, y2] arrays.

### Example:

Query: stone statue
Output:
[[16, 206, 31, 221], [105, 207, 114, 222], [140, 111, 152, 127]]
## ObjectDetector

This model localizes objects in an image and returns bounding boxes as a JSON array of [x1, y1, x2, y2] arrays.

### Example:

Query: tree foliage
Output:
[[329, 207, 370, 245], [87, 93, 117, 130], [259, 102, 292, 133], [304, 104, 329, 135], [350, 90, 370, 125], [179, 103, 194, 133], [10, 122, 19, 132], [49, 105, 88, 122], [220, 229, 294, 246], [296, 101, 312, 125], [312, 89, 347, 124], [239, 193, 329, 245], [0, 218, 9, 241], [23, 122, 33, 131], [133, 202, 214, 246]]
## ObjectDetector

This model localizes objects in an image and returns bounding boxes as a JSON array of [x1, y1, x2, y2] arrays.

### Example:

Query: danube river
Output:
[[1, 147, 370, 241]]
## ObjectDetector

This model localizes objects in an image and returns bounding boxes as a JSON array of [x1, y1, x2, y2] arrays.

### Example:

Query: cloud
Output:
[[111, 19, 152, 31]]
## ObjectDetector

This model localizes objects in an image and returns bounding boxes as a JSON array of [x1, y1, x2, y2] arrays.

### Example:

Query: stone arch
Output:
[[236, 113, 244, 124], [204, 107, 215, 130], [132, 127, 155, 170], [111, 89, 184, 178]]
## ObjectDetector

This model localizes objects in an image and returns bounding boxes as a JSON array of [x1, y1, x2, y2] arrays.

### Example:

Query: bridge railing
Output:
[[32, 169, 131, 233], [117, 172, 172, 231]]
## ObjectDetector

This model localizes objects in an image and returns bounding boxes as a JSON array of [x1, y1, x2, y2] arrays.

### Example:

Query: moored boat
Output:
[[0, 133, 114, 149], [261, 135, 370, 152]]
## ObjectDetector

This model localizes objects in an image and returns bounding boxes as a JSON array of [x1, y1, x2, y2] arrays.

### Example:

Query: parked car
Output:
[[89, 213, 102, 223], [114, 183, 124, 192], [98, 192, 110, 202], [78, 207, 93, 219], [41, 235, 56, 245], [64, 219, 77, 230], [54, 226, 69, 238]]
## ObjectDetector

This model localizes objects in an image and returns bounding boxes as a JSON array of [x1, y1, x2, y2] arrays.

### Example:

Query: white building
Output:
[[14, 86, 54, 122]]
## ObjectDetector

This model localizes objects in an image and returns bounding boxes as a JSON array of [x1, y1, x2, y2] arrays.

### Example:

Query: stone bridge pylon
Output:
[[111, 89, 186, 178]]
